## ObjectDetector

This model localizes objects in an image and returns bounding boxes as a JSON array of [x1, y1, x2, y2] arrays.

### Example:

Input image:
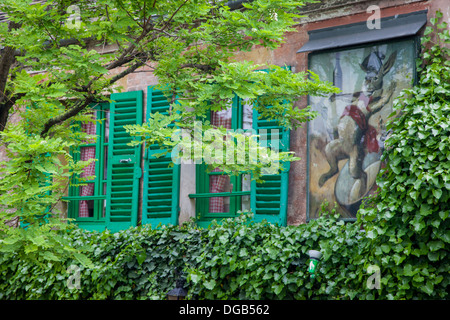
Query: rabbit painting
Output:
[[306, 39, 419, 220], [318, 50, 398, 200]]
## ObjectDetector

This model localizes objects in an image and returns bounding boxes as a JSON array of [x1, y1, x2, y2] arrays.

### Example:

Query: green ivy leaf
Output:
[[419, 204, 432, 216], [427, 252, 439, 261], [73, 253, 93, 268], [422, 281, 434, 295], [204, 279, 217, 290], [413, 274, 425, 283], [272, 283, 284, 295], [428, 241, 444, 252], [136, 252, 147, 265], [432, 188, 443, 200]]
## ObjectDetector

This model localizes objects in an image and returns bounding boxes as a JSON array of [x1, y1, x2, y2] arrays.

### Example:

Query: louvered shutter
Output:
[[250, 67, 291, 226], [105, 90, 143, 232], [141, 86, 180, 228], [250, 109, 290, 226]]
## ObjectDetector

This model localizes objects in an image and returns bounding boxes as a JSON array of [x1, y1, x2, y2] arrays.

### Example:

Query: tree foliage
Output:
[[0, 125, 94, 267], [0, 0, 334, 137]]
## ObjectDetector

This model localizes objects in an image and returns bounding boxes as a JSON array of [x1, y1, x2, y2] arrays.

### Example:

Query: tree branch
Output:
[[108, 59, 147, 85], [163, 0, 190, 30], [152, 28, 177, 38], [40, 54, 150, 137], [0, 97, 17, 132], [103, 23, 154, 71], [116, 0, 144, 29], [179, 63, 215, 73], [40, 96, 95, 137], [0, 21, 22, 132], [35, 1, 199, 137]]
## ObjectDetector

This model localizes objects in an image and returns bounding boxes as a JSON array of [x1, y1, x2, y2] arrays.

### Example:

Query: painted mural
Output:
[[308, 38, 416, 219]]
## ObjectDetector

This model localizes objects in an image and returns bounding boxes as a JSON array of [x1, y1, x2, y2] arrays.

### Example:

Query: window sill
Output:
[[188, 191, 251, 198], [63, 195, 107, 200]]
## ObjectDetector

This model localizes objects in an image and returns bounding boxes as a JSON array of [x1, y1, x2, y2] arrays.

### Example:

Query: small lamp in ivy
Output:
[[307, 250, 323, 279], [167, 269, 188, 300]]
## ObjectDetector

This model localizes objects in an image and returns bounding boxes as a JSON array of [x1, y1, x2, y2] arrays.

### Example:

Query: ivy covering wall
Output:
[[0, 214, 394, 300], [357, 11, 450, 299], [0, 210, 447, 300]]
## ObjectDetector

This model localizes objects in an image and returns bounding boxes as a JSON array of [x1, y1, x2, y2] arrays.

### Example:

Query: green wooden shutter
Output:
[[250, 109, 290, 226], [105, 90, 143, 232], [141, 86, 180, 228], [249, 67, 291, 226]]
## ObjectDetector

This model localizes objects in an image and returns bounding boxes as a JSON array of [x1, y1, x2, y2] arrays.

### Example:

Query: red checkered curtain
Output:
[[209, 109, 231, 213], [79, 113, 96, 217]]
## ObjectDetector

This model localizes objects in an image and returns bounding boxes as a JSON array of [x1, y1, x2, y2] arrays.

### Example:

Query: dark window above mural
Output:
[[307, 37, 417, 220]]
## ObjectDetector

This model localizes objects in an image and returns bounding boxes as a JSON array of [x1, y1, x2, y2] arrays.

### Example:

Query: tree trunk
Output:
[[0, 21, 21, 132]]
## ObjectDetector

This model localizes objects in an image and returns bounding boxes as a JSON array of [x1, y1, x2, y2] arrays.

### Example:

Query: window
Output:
[[67, 102, 109, 231], [65, 83, 288, 230], [193, 96, 253, 227], [190, 87, 291, 227], [65, 89, 182, 232], [65, 91, 144, 232], [306, 37, 418, 221], [300, 11, 427, 221]]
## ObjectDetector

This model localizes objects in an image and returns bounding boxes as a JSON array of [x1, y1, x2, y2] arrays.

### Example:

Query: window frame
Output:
[[189, 95, 252, 225], [65, 102, 110, 229]]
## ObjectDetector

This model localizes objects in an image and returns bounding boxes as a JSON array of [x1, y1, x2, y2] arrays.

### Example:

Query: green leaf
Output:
[[366, 229, 377, 240], [428, 241, 444, 252], [73, 252, 93, 268], [189, 273, 200, 284], [204, 279, 216, 290], [432, 188, 442, 200], [219, 235, 229, 244], [238, 248, 248, 258], [419, 204, 432, 216], [40, 251, 60, 261], [414, 220, 426, 232], [272, 283, 284, 295], [413, 274, 424, 283], [422, 281, 434, 295], [439, 211, 449, 220], [393, 254, 405, 265], [427, 252, 439, 261], [403, 264, 414, 276], [442, 231, 450, 244], [136, 252, 147, 265], [24, 244, 39, 254]]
